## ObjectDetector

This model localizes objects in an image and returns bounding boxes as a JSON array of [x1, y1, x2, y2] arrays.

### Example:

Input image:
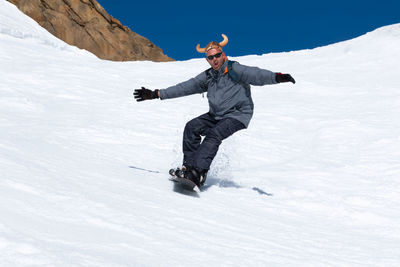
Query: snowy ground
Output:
[[1, 1, 400, 266]]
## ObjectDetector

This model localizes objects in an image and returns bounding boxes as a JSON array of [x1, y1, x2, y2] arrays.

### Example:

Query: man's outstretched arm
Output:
[[233, 62, 295, 86], [134, 72, 207, 102]]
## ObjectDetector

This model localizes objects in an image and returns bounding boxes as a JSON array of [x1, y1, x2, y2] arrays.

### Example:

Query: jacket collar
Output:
[[210, 58, 228, 77]]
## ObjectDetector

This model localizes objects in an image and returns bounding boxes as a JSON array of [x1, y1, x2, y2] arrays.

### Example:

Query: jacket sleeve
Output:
[[232, 62, 278, 86], [159, 72, 208, 100]]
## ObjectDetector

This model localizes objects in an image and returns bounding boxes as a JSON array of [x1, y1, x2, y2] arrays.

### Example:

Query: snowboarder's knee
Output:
[[184, 118, 204, 135]]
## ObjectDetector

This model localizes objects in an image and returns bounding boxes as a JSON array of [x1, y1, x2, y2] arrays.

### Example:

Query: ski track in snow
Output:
[[1, 1, 400, 266]]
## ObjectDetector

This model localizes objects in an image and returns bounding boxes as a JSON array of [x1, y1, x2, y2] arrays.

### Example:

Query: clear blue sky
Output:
[[98, 0, 399, 61]]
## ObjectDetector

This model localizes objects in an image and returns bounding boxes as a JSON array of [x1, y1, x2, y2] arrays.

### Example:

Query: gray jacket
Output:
[[159, 60, 277, 128]]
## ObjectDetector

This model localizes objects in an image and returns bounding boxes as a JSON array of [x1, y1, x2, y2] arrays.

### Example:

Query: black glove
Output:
[[275, 73, 296, 84], [134, 87, 159, 102]]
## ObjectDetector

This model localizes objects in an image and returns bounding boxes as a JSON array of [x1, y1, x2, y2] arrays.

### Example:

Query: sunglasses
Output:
[[207, 52, 222, 60]]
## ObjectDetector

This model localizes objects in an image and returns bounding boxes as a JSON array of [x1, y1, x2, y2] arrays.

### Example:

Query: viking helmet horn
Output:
[[196, 34, 229, 53], [219, 34, 228, 47]]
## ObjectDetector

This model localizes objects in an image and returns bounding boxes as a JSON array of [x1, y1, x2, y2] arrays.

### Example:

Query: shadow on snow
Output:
[[202, 177, 273, 196]]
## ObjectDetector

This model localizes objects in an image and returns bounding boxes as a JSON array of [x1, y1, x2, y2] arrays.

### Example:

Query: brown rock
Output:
[[8, 0, 173, 62]]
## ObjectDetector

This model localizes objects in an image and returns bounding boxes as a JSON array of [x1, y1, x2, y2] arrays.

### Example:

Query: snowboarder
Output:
[[134, 34, 295, 188]]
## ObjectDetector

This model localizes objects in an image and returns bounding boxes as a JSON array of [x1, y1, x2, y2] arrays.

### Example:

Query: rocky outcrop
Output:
[[8, 0, 173, 62]]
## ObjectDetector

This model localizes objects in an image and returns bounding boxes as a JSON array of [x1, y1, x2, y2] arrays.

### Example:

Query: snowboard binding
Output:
[[169, 166, 208, 188]]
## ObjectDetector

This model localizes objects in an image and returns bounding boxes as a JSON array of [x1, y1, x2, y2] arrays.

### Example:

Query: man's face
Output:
[[206, 48, 225, 70]]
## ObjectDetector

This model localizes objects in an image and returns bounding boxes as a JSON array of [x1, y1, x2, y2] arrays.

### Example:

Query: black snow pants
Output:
[[182, 112, 245, 171]]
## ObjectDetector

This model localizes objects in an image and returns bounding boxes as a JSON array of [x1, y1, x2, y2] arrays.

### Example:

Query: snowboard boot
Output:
[[184, 167, 208, 187]]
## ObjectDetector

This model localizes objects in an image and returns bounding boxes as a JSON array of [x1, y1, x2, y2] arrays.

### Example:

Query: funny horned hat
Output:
[[196, 34, 228, 53]]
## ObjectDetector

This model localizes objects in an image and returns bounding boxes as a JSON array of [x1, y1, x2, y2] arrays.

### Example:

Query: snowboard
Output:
[[169, 168, 200, 192]]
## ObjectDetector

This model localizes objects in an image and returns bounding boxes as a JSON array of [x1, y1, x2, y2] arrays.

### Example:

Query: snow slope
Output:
[[1, 1, 400, 265]]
